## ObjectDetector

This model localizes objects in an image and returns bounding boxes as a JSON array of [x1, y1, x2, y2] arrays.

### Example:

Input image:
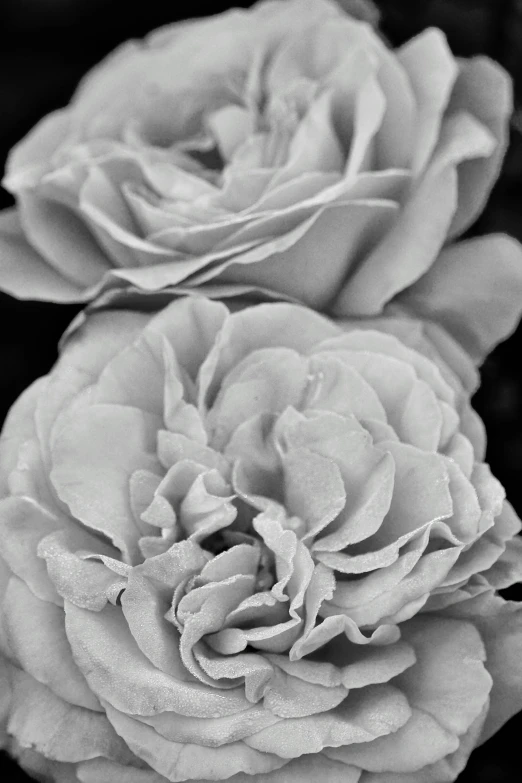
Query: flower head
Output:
[[1, 297, 521, 782], [1, 0, 521, 364]]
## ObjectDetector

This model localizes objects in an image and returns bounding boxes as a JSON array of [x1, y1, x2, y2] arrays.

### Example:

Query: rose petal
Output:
[[323, 547, 462, 627], [395, 234, 522, 363], [5, 108, 70, 179], [54, 307, 151, 400], [3, 575, 100, 710], [137, 696, 278, 746], [146, 296, 229, 379], [50, 403, 161, 563], [65, 601, 250, 717], [364, 442, 452, 550], [342, 68, 385, 178], [263, 665, 348, 718], [447, 56, 513, 237], [305, 354, 387, 422], [0, 376, 44, 496], [324, 537, 425, 612], [282, 447, 347, 542], [199, 754, 361, 783], [326, 616, 490, 772], [103, 701, 286, 782], [370, 41, 416, 168], [0, 496, 63, 605], [361, 704, 488, 783], [314, 447, 394, 551], [245, 683, 411, 757], [398, 29, 458, 174], [120, 572, 189, 680], [38, 528, 126, 611], [440, 590, 522, 741], [91, 330, 171, 415], [269, 638, 415, 690], [0, 209, 84, 302], [17, 192, 110, 286], [274, 89, 344, 185], [397, 616, 491, 735], [7, 667, 132, 763]]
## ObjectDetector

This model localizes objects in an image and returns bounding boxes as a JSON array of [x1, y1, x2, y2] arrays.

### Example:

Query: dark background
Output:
[[0, 1, 521, 781]]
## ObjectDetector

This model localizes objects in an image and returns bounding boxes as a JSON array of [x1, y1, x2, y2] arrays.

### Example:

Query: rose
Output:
[[0, 0, 512, 310], [1, 0, 521, 355], [1, 297, 520, 783], [1, 296, 522, 783]]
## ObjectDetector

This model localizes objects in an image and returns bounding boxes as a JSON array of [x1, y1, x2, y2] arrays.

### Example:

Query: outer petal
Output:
[[438, 590, 522, 742], [2, 575, 100, 710], [77, 752, 362, 783], [447, 56, 513, 237], [0, 654, 12, 746], [57, 307, 152, 384], [244, 683, 410, 758], [335, 110, 495, 316], [204, 754, 362, 783], [64, 602, 250, 718], [5, 109, 71, 179], [394, 234, 522, 363], [16, 192, 110, 287], [326, 615, 491, 773], [215, 200, 399, 308], [9, 746, 80, 783], [78, 759, 169, 783], [360, 705, 488, 782], [0, 377, 46, 497], [0, 497, 64, 605], [6, 667, 132, 763], [198, 303, 338, 408], [0, 209, 84, 302], [397, 29, 458, 175], [103, 701, 287, 782]]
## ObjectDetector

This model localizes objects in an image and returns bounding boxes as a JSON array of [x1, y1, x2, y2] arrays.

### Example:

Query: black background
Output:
[[0, 1, 521, 781]]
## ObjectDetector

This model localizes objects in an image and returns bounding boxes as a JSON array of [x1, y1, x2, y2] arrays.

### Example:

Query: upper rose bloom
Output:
[[1, 0, 522, 343], [1, 296, 522, 783]]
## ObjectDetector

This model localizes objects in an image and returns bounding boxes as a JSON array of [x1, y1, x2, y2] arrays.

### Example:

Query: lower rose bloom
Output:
[[1, 297, 522, 783]]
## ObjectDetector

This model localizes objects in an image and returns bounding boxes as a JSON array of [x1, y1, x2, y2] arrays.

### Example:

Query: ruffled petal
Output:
[[78, 758, 169, 783], [326, 615, 491, 772], [245, 684, 410, 757], [3, 575, 100, 710], [50, 403, 161, 562], [7, 667, 132, 763], [0, 497, 63, 604], [64, 602, 250, 717], [360, 704, 488, 782]]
